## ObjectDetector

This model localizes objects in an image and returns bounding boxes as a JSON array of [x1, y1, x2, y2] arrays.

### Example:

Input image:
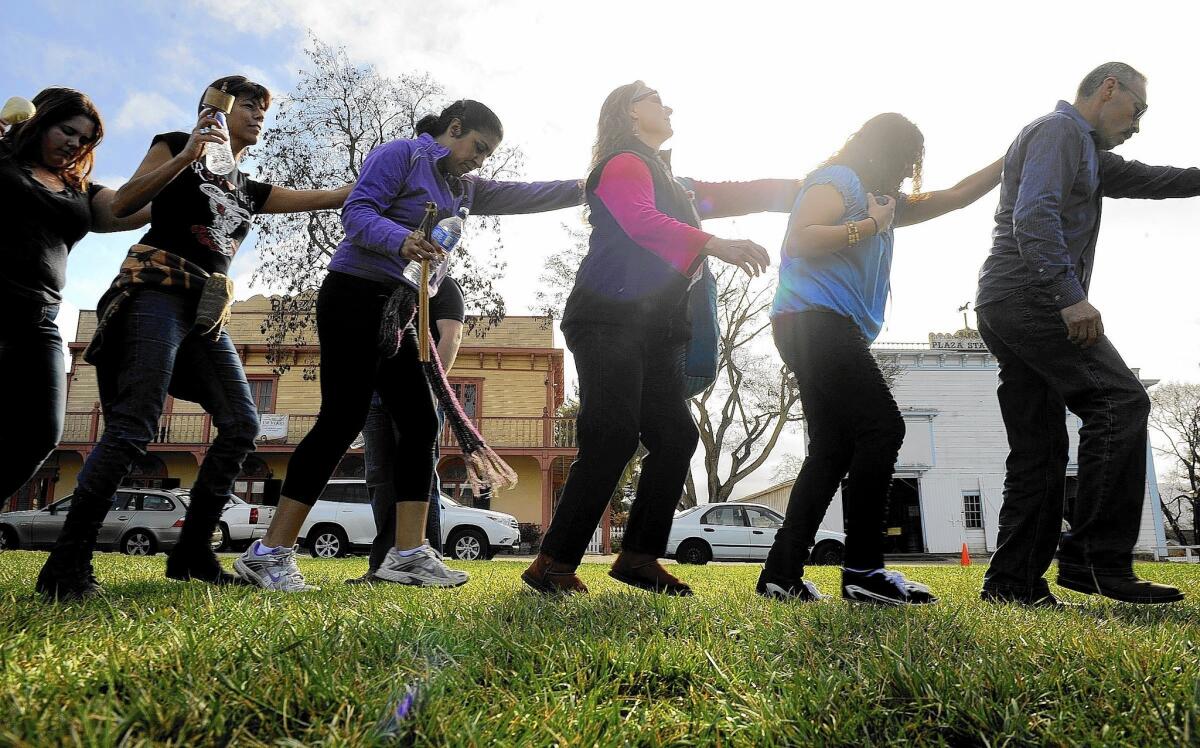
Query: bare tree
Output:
[[533, 223, 587, 326], [683, 264, 803, 506], [250, 36, 523, 374], [1149, 381, 1200, 543]]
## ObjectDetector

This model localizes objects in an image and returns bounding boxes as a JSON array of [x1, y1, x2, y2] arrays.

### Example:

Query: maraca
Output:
[[0, 96, 36, 127]]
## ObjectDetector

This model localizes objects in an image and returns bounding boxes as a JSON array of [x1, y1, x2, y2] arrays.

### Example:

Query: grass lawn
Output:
[[1, 552, 1198, 747]]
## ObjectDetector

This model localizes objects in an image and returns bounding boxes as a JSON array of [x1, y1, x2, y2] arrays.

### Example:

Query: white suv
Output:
[[297, 479, 520, 560]]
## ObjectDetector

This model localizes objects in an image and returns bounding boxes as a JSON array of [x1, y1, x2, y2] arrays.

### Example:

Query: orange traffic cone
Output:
[[960, 543, 971, 567]]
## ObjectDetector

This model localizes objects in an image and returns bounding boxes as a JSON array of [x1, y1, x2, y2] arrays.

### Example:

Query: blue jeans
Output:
[[0, 298, 64, 509], [977, 286, 1151, 597], [364, 396, 445, 571], [75, 289, 259, 504]]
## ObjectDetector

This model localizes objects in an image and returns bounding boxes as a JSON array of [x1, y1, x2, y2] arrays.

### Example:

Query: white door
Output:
[[337, 484, 375, 545], [699, 505, 751, 559], [917, 474, 966, 554], [743, 506, 783, 560]]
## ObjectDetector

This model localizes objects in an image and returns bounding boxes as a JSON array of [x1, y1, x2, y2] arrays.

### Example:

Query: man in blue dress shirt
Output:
[[976, 62, 1200, 606]]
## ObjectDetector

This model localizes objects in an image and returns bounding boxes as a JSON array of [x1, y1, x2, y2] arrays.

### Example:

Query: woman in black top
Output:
[[0, 88, 149, 512], [36, 76, 350, 601]]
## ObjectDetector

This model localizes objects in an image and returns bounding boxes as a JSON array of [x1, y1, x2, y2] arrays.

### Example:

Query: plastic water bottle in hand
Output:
[[203, 109, 236, 175], [402, 207, 469, 294]]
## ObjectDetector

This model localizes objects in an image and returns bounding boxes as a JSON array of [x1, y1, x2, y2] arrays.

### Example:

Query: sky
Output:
[[3, 0, 1198, 499]]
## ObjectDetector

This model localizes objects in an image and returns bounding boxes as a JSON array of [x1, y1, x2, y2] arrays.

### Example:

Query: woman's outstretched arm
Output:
[[894, 157, 1003, 228]]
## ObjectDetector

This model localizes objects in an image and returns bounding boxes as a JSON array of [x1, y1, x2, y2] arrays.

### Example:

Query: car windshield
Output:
[[674, 506, 702, 518], [441, 494, 461, 507]]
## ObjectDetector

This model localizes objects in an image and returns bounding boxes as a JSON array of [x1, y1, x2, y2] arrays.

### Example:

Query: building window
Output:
[[247, 378, 276, 414], [235, 456, 271, 504], [123, 454, 168, 489], [962, 491, 983, 529], [449, 381, 479, 419]]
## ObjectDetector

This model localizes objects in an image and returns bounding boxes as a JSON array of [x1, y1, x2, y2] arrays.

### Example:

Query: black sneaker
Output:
[[842, 568, 937, 606], [756, 568, 826, 602]]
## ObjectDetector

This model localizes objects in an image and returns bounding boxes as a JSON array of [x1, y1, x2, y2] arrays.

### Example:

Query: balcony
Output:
[[59, 411, 578, 452]]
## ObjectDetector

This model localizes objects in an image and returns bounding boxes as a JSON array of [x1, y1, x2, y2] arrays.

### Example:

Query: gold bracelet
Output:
[[846, 221, 860, 247]]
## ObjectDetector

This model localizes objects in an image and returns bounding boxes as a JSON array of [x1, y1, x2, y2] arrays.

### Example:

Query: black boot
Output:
[[166, 490, 241, 585], [1056, 567, 1184, 604], [35, 491, 110, 601]]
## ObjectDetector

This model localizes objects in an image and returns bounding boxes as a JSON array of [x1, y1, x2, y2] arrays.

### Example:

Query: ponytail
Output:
[[415, 99, 503, 140]]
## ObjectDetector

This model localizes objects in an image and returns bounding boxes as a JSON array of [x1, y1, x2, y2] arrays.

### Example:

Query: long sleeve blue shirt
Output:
[[977, 101, 1200, 309], [329, 134, 582, 287]]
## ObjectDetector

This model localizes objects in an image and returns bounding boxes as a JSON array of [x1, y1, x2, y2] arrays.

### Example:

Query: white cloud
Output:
[[190, 0, 1200, 400], [112, 91, 189, 133]]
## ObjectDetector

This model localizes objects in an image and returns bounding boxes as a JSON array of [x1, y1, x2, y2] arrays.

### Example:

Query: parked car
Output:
[[0, 488, 218, 556], [213, 494, 275, 552], [665, 502, 846, 565], [297, 479, 520, 560]]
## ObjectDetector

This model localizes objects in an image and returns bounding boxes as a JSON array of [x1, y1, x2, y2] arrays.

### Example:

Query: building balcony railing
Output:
[[60, 411, 578, 451]]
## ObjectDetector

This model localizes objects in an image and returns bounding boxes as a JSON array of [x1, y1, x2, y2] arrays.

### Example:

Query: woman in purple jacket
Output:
[[237, 100, 582, 592]]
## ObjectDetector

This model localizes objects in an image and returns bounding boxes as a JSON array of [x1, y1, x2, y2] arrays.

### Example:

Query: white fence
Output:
[[585, 524, 626, 554]]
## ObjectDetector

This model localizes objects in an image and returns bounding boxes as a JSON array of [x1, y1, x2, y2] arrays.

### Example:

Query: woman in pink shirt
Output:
[[523, 81, 799, 595]]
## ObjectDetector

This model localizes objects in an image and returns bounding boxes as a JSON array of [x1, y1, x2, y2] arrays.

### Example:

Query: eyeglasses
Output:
[[1118, 80, 1148, 120]]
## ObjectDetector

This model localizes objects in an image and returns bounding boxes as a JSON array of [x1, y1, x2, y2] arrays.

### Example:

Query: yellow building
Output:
[[14, 296, 580, 533]]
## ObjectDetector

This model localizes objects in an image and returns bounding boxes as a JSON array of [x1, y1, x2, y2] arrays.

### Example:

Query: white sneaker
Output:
[[375, 545, 469, 587], [234, 541, 320, 592]]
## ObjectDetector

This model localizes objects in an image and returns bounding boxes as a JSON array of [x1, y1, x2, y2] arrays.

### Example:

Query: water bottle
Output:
[[402, 207, 469, 293], [203, 109, 236, 175]]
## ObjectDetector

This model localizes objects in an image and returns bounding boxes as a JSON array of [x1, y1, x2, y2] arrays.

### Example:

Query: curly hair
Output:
[[2, 87, 102, 192], [590, 81, 654, 172], [818, 113, 925, 199]]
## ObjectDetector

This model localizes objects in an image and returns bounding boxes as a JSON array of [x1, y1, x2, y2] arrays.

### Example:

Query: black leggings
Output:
[[281, 271, 438, 505], [0, 299, 64, 509], [764, 310, 904, 578]]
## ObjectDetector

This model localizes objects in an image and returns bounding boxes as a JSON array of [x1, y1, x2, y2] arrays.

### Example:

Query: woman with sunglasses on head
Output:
[[36, 76, 352, 601], [0, 87, 150, 514], [235, 99, 583, 592], [523, 81, 804, 596], [759, 113, 1001, 606]]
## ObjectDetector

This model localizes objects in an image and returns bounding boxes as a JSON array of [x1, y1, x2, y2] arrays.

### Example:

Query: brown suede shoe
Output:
[[609, 552, 693, 596], [522, 553, 588, 595]]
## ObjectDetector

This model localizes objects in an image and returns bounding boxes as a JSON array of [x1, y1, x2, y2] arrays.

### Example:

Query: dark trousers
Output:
[[977, 288, 1150, 596], [541, 323, 698, 567], [0, 299, 65, 509], [75, 289, 259, 505], [765, 311, 904, 579], [282, 271, 438, 505], [365, 399, 445, 571]]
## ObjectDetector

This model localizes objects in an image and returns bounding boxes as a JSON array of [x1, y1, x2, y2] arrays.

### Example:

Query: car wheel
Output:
[[212, 523, 231, 552], [676, 539, 711, 565], [447, 528, 487, 561], [0, 526, 17, 551], [122, 530, 156, 556], [309, 526, 348, 558], [810, 540, 845, 566]]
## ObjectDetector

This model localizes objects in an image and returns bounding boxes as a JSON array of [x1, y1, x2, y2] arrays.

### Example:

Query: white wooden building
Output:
[[737, 330, 1168, 558]]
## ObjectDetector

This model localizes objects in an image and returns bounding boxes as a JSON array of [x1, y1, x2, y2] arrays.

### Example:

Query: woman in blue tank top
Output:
[[760, 113, 1001, 606]]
